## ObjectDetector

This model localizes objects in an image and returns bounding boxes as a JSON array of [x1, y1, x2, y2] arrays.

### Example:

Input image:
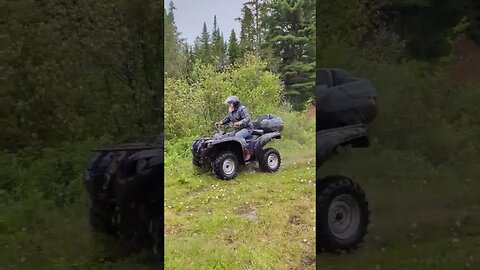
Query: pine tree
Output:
[[239, 5, 256, 55], [228, 29, 240, 65], [243, 0, 269, 51], [216, 34, 228, 71], [185, 45, 195, 77], [164, 1, 185, 77], [195, 22, 211, 63], [264, 0, 315, 108], [200, 22, 211, 63], [211, 16, 225, 66]]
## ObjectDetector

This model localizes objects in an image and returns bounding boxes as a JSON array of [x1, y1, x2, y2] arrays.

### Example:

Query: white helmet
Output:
[[224, 96, 240, 104]]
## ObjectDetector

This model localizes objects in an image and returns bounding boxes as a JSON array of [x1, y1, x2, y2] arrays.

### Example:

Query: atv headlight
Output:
[[136, 158, 148, 172]]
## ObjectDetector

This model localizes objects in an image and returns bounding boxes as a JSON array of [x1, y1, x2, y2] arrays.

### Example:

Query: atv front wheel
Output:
[[317, 176, 369, 252], [258, 148, 281, 172], [192, 156, 201, 167], [89, 200, 116, 235], [212, 152, 239, 180]]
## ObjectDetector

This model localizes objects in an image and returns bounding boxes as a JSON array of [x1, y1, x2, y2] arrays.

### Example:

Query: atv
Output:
[[316, 68, 377, 252], [191, 114, 283, 180], [84, 134, 163, 254]]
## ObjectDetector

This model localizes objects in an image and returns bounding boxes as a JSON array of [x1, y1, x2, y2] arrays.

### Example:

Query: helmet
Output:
[[224, 96, 240, 104]]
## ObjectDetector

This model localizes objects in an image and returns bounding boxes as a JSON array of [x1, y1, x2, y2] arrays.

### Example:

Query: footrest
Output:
[[252, 129, 264, 135]]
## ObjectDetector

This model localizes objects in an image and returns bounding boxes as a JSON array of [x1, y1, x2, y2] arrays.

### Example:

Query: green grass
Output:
[[317, 147, 480, 270], [164, 140, 316, 270], [0, 194, 166, 270], [3, 128, 478, 270]]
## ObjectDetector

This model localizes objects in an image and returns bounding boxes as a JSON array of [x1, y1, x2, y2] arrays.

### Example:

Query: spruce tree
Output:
[[164, 1, 185, 77], [212, 16, 225, 65], [239, 5, 256, 55], [228, 29, 240, 65], [195, 22, 211, 63], [264, 0, 315, 108]]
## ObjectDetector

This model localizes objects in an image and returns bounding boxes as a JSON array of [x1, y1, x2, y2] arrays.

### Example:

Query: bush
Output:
[[318, 41, 480, 167], [0, 137, 111, 206], [165, 54, 285, 139]]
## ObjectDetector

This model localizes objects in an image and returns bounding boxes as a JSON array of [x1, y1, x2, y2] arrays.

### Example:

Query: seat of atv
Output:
[[252, 129, 264, 135]]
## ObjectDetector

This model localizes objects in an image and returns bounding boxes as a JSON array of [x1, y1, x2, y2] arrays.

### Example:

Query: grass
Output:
[[164, 140, 316, 270], [0, 193, 167, 270], [317, 147, 480, 270], [3, 123, 478, 269]]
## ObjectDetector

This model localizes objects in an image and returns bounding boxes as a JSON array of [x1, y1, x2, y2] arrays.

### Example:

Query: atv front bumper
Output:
[[192, 140, 214, 169]]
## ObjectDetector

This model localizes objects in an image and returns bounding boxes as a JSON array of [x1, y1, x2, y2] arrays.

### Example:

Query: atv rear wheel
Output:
[[258, 148, 281, 172], [212, 152, 239, 180], [317, 176, 369, 252]]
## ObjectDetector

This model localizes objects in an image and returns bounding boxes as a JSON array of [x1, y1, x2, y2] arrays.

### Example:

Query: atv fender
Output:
[[207, 138, 246, 164], [317, 124, 369, 167], [128, 148, 164, 168], [256, 132, 281, 149]]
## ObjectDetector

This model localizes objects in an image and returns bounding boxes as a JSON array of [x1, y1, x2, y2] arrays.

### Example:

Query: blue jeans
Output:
[[234, 128, 253, 146]]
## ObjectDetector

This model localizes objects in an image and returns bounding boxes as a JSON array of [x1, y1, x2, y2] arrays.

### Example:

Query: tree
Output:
[[243, 0, 270, 52], [195, 22, 211, 63], [211, 16, 226, 70], [165, 1, 186, 77], [239, 5, 256, 55], [3, 0, 164, 150], [264, 0, 316, 108], [228, 29, 240, 65]]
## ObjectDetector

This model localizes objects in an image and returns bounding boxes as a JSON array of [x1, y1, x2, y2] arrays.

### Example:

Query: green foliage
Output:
[[165, 1, 187, 77], [227, 30, 240, 65], [0, 137, 110, 204], [165, 54, 285, 139], [318, 0, 480, 60], [239, 4, 256, 54], [4, 0, 163, 151], [318, 39, 476, 151], [176, 0, 315, 110], [194, 22, 212, 64], [264, 0, 316, 109], [316, 0, 372, 49], [316, 2, 480, 267]]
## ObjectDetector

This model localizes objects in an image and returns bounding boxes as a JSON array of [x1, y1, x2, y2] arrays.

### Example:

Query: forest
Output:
[[0, 0, 480, 269], [1, 0, 164, 269], [164, 0, 316, 111]]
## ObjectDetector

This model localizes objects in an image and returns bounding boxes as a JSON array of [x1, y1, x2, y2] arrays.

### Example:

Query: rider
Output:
[[215, 96, 253, 147]]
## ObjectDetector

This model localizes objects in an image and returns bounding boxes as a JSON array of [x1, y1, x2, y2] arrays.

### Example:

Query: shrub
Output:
[[165, 54, 285, 139]]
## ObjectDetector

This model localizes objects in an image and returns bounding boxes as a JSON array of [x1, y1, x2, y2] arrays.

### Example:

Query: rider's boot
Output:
[[243, 148, 251, 161], [240, 138, 251, 160]]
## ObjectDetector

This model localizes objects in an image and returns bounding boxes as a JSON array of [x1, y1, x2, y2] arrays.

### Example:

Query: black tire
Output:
[[317, 176, 369, 253], [192, 156, 201, 167], [212, 151, 239, 180], [89, 200, 116, 235], [258, 148, 281, 172]]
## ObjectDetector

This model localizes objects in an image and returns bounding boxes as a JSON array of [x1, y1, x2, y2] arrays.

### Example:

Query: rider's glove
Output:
[[233, 121, 241, 128], [215, 122, 222, 128]]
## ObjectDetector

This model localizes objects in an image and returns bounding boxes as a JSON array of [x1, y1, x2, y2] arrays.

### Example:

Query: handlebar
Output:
[[215, 123, 233, 133]]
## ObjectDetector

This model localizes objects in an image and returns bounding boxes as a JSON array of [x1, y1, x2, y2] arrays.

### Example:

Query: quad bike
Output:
[[84, 134, 163, 254], [316, 68, 377, 252], [191, 115, 283, 180]]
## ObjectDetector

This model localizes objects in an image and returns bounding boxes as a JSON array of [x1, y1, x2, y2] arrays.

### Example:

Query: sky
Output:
[[165, 0, 245, 45]]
